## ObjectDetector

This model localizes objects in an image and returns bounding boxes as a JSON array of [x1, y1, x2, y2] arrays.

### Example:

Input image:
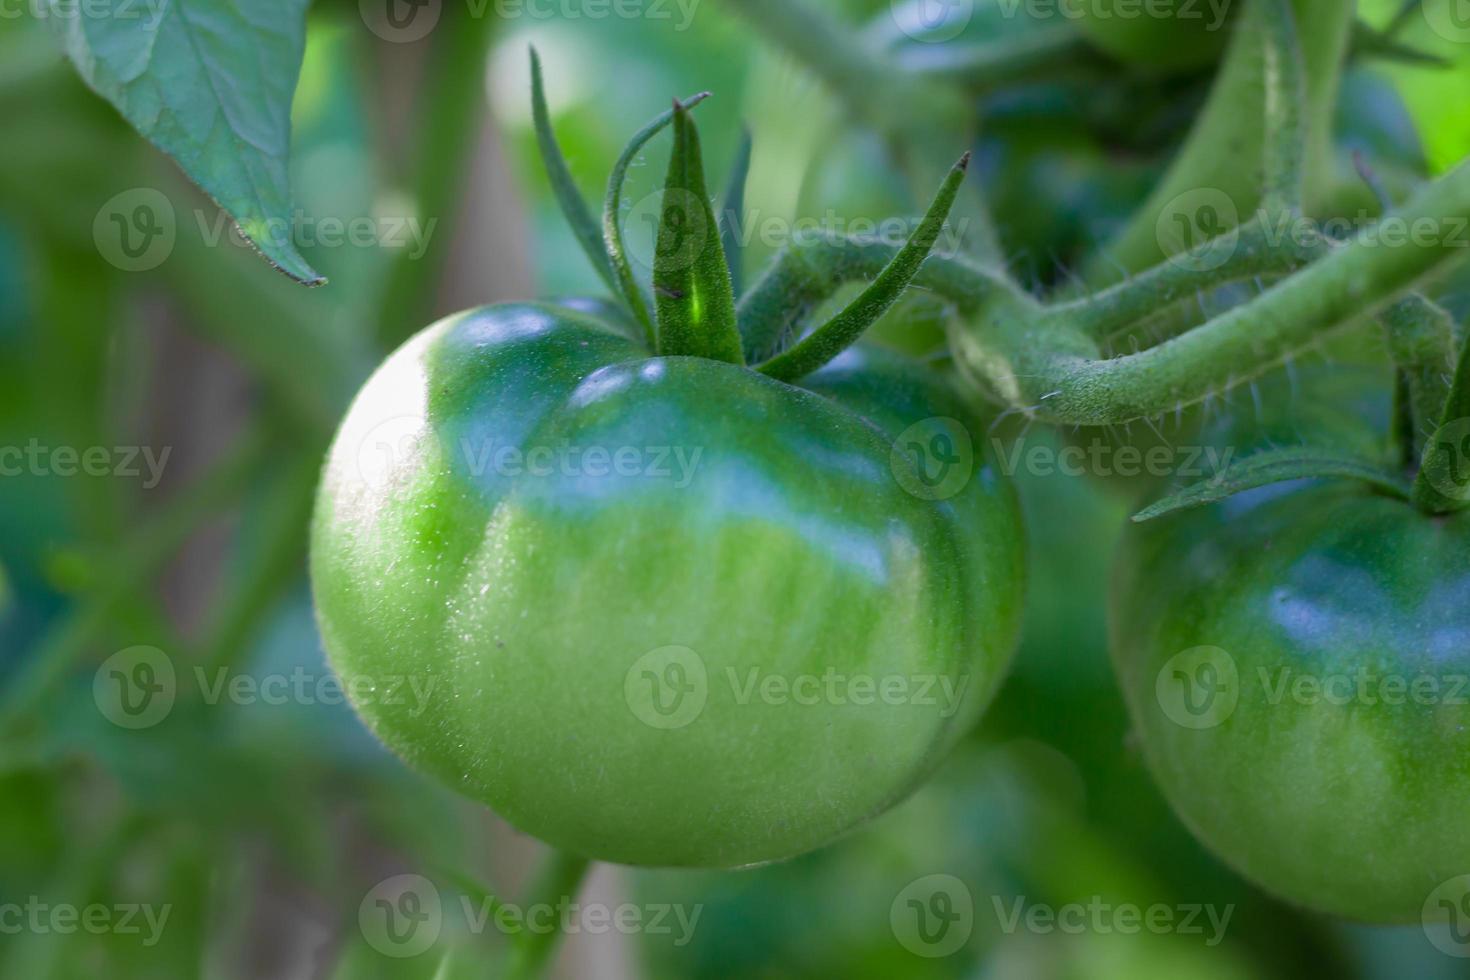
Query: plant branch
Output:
[[374, 10, 500, 351], [1088, 0, 1354, 281], [1382, 295, 1457, 464], [1051, 216, 1320, 340], [956, 162, 1470, 424], [0, 426, 271, 732], [502, 849, 592, 980], [758, 153, 970, 382], [1260, 0, 1308, 214], [736, 232, 1019, 363]]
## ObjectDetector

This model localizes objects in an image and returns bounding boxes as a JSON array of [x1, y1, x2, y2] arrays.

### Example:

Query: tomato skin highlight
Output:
[[1111, 481, 1470, 921], [311, 302, 1025, 868]]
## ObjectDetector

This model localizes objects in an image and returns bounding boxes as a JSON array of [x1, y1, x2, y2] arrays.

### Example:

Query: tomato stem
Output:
[[955, 162, 1470, 424], [1049, 215, 1320, 341], [0, 425, 273, 733], [756, 152, 971, 382], [502, 848, 593, 980], [374, 10, 500, 350], [1259, 0, 1307, 215], [736, 231, 1017, 365], [1084, 0, 1354, 282], [1382, 295, 1456, 465], [742, 160, 1470, 426]]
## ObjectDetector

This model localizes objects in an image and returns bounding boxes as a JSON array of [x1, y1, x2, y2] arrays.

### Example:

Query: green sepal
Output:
[[653, 100, 743, 364], [1134, 446, 1412, 523], [757, 153, 970, 383], [529, 48, 619, 298], [1413, 319, 1470, 514], [603, 91, 711, 350]]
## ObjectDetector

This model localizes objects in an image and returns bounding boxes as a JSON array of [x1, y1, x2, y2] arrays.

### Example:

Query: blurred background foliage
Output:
[[1, 0, 1469, 977]]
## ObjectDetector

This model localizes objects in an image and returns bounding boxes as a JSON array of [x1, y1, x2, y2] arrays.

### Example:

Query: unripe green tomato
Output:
[[311, 302, 1025, 868], [1111, 482, 1470, 921], [1071, 0, 1235, 74]]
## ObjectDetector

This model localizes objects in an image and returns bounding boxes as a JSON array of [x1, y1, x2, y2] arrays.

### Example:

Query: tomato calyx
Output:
[[529, 47, 968, 384]]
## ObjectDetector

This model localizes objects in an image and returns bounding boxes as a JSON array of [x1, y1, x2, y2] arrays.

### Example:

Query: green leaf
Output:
[[653, 100, 743, 364], [718, 126, 753, 299], [603, 91, 710, 349], [46, 0, 323, 285], [758, 153, 970, 383], [1134, 446, 1411, 523], [529, 47, 618, 297], [1361, 0, 1470, 174]]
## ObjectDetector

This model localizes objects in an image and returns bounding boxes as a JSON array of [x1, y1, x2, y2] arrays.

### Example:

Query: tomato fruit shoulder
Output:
[[1111, 481, 1470, 921], [311, 302, 1025, 868]]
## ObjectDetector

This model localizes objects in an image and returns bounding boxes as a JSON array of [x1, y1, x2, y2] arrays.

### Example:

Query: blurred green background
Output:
[[2, 0, 1469, 977]]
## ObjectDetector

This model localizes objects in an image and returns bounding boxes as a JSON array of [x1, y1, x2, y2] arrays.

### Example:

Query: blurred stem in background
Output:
[[718, 0, 1006, 269], [373, 6, 503, 352], [0, 425, 272, 736]]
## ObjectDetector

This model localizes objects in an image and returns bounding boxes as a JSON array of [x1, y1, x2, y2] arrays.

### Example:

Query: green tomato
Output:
[[1110, 482, 1470, 921], [311, 302, 1025, 868], [1071, 0, 1236, 73]]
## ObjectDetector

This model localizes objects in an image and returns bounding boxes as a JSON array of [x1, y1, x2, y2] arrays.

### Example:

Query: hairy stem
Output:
[[1052, 215, 1320, 340], [1088, 0, 1354, 281], [1382, 295, 1457, 464], [758, 154, 970, 381], [961, 162, 1470, 424], [736, 232, 1019, 362], [745, 163, 1470, 426], [1259, 0, 1307, 214]]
